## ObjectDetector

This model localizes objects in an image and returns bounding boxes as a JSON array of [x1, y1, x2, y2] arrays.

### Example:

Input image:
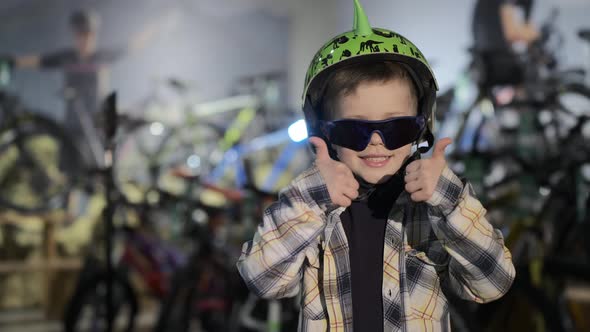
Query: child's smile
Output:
[[359, 153, 392, 168]]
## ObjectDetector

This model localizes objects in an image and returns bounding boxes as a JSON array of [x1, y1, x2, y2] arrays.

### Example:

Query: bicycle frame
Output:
[[118, 226, 186, 298], [206, 126, 309, 191]]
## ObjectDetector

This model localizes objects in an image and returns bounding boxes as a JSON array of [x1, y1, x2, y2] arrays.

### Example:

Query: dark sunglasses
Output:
[[319, 115, 426, 151]]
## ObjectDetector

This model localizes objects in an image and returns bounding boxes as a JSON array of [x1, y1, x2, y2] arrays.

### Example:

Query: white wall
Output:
[[287, 0, 343, 110]]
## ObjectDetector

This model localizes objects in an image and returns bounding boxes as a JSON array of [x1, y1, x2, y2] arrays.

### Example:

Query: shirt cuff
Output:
[[426, 165, 464, 213]]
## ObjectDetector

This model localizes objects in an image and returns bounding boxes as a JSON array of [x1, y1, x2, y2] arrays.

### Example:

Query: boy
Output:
[[237, 1, 515, 331]]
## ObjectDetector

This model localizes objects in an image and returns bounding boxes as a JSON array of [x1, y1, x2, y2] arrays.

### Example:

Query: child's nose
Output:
[[369, 131, 384, 146]]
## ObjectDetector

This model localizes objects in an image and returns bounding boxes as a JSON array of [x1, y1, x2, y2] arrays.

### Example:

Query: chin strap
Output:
[[353, 173, 376, 201], [417, 127, 434, 155], [417, 79, 437, 154]]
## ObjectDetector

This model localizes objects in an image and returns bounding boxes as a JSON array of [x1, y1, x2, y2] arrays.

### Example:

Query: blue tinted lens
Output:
[[321, 116, 425, 151]]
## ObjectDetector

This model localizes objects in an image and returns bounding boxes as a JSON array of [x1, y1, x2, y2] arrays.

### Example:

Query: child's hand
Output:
[[309, 137, 359, 207], [404, 138, 452, 202]]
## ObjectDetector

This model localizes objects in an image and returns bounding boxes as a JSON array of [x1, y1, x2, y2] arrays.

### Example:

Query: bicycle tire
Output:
[[0, 113, 81, 213], [551, 83, 590, 146], [154, 257, 236, 332], [556, 83, 590, 117], [153, 266, 198, 332], [63, 266, 138, 332], [501, 271, 568, 332], [449, 275, 567, 332], [113, 120, 222, 204]]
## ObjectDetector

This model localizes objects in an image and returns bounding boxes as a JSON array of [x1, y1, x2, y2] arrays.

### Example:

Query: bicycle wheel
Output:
[[448, 274, 567, 332], [0, 114, 81, 213], [63, 266, 138, 332], [114, 120, 222, 203], [229, 294, 300, 332], [540, 83, 590, 150], [557, 83, 590, 118], [491, 271, 568, 332], [155, 257, 235, 332], [154, 267, 198, 332]]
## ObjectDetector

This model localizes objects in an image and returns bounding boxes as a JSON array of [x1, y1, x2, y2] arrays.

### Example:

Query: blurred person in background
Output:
[[2, 9, 168, 168], [472, 0, 540, 88]]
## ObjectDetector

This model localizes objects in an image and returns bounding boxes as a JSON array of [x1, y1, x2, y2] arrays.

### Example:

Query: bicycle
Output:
[[446, 85, 590, 332], [435, 10, 590, 331], [61, 92, 249, 331], [113, 72, 304, 207], [154, 162, 301, 332], [0, 60, 82, 214], [438, 8, 590, 159], [450, 158, 590, 332], [62, 84, 309, 332], [60, 96, 272, 332], [63, 185, 214, 332]]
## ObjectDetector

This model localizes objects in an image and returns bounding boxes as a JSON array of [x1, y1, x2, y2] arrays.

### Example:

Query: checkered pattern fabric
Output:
[[237, 165, 515, 331]]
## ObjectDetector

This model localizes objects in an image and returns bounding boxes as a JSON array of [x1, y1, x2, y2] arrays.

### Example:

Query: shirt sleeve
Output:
[[97, 47, 125, 64], [236, 164, 332, 299], [40, 49, 76, 68], [427, 166, 516, 303]]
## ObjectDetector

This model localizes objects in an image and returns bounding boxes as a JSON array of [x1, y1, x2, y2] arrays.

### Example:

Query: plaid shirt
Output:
[[237, 164, 515, 331]]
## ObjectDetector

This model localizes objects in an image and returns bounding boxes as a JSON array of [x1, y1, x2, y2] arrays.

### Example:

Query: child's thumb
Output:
[[433, 137, 452, 159], [309, 137, 330, 161]]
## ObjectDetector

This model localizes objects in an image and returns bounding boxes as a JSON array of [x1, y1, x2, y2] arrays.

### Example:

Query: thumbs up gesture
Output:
[[309, 137, 359, 207], [404, 138, 452, 202]]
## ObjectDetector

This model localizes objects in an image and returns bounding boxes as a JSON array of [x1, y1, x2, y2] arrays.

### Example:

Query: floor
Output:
[[0, 300, 161, 332]]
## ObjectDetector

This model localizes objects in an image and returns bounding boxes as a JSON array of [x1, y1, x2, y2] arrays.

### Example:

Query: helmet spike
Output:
[[353, 0, 373, 36]]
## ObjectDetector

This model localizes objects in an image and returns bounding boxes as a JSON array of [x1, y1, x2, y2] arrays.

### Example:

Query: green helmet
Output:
[[302, 0, 439, 150]]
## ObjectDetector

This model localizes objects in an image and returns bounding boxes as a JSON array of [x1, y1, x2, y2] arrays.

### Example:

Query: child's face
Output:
[[333, 79, 416, 184], [73, 31, 97, 56]]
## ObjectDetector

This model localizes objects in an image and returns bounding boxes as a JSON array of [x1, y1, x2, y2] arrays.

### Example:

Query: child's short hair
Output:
[[313, 61, 418, 120]]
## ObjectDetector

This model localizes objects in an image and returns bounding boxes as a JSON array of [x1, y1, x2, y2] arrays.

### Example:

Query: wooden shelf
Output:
[[0, 259, 82, 274], [0, 210, 68, 225], [0, 208, 82, 318]]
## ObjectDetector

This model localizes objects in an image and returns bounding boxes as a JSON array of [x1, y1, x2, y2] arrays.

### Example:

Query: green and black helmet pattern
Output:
[[302, 0, 439, 151]]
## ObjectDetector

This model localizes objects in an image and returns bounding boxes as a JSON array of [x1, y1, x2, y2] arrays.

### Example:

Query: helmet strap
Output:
[[303, 95, 320, 137], [416, 83, 437, 154], [328, 145, 340, 161], [417, 128, 434, 154]]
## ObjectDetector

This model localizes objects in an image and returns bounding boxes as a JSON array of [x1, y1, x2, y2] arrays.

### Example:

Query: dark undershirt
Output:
[[341, 169, 406, 332], [40, 48, 122, 116]]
